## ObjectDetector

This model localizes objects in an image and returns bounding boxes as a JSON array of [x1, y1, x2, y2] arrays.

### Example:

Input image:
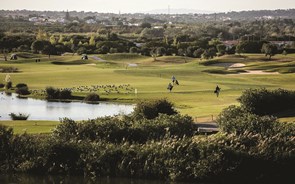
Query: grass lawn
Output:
[[1, 53, 295, 127], [0, 120, 60, 134]]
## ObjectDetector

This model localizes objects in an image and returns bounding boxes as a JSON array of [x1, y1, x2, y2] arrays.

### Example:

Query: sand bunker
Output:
[[84, 63, 96, 66], [92, 56, 106, 62], [211, 62, 246, 68], [229, 63, 246, 68], [240, 70, 279, 75], [127, 63, 138, 67]]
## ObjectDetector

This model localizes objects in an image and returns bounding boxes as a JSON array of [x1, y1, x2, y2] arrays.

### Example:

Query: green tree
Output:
[[193, 48, 204, 58], [36, 29, 49, 41], [89, 35, 96, 46], [129, 47, 138, 53], [31, 40, 51, 54], [49, 35, 57, 45], [261, 43, 277, 60], [58, 35, 64, 44], [156, 47, 166, 56], [140, 22, 151, 29], [201, 50, 210, 59], [208, 38, 221, 47], [65, 10, 70, 21], [216, 44, 226, 55]]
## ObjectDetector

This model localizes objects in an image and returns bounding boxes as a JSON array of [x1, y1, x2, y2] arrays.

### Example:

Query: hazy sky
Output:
[[1, 0, 295, 13]]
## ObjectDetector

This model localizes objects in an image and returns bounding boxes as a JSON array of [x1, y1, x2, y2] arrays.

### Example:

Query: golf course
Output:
[[1, 52, 295, 133]]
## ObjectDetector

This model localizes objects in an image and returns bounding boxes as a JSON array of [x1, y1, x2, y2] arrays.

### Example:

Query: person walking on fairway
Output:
[[172, 76, 176, 83], [167, 83, 173, 92], [214, 85, 221, 97]]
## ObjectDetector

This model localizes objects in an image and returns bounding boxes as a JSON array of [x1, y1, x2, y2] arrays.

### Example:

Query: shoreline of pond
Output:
[[0, 92, 135, 121]]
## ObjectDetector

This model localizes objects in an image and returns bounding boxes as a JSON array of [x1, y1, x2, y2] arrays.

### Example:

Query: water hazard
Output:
[[0, 92, 134, 121]]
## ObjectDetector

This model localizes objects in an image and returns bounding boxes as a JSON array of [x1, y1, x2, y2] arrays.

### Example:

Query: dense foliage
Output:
[[132, 99, 178, 120], [84, 93, 100, 102], [8, 113, 30, 120], [54, 114, 194, 143], [1, 11, 295, 61], [45, 86, 72, 100], [0, 95, 294, 183], [15, 83, 30, 95], [238, 88, 295, 116]]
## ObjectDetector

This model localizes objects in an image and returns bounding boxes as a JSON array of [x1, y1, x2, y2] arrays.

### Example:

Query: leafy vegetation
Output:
[[84, 93, 100, 102], [9, 113, 30, 120], [132, 99, 178, 120], [238, 88, 295, 116], [15, 83, 30, 95], [45, 86, 72, 100], [0, 106, 294, 183]]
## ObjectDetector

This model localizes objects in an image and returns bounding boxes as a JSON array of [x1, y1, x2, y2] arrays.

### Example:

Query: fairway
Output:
[[1, 53, 295, 120], [0, 120, 59, 134]]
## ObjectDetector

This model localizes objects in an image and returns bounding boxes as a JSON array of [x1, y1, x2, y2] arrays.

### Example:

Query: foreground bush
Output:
[[0, 91, 294, 183], [132, 99, 178, 119], [238, 88, 295, 115], [53, 114, 194, 143], [216, 105, 285, 136], [0, 124, 294, 183]]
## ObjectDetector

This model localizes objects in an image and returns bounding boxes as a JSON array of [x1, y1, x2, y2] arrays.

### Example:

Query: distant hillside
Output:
[[0, 9, 295, 23], [146, 9, 216, 14], [214, 9, 295, 20]]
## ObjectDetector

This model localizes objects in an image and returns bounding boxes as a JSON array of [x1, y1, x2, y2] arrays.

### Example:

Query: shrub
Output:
[[53, 114, 194, 143], [15, 83, 30, 95], [46, 86, 60, 99], [46, 87, 72, 99], [16, 83, 28, 88], [0, 83, 4, 88], [216, 105, 281, 136], [15, 86, 30, 95], [59, 88, 72, 99], [132, 99, 178, 119], [238, 88, 295, 115], [84, 93, 100, 102], [0, 125, 13, 164], [9, 113, 30, 120]]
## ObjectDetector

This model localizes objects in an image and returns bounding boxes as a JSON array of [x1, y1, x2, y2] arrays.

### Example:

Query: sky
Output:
[[1, 0, 295, 13]]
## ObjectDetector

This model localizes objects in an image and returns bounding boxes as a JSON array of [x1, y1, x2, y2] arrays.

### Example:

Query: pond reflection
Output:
[[0, 93, 134, 121]]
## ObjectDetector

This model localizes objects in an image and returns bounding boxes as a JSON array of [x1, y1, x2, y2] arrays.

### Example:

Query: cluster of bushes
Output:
[[45, 86, 72, 100], [54, 114, 194, 143], [132, 99, 177, 120], [0, 66, 19, 73], [8, 113, 30, 120], [15, 83, 30, 95], [0, 96, 294, 183], [238, 88, 295, 115], [84, 93, 100, 103]]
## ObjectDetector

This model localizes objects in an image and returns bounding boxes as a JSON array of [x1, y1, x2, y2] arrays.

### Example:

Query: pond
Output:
[[0, 92, 134, 121]]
